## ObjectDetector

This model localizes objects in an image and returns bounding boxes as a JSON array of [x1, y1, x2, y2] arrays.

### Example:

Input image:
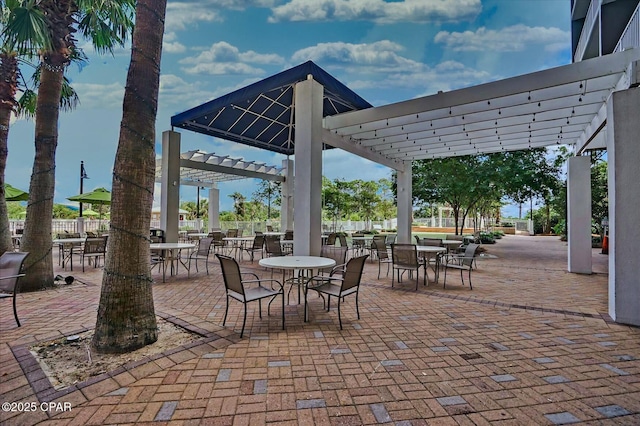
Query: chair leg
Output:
[[468, 269, 473, 290], [258, 300, 263, 318], [240, 303, 247, 338], [337, 298, 342, 330], [223, 295, 230, 326], [13, 294, 20, 327], [355, 291, 360, 320]]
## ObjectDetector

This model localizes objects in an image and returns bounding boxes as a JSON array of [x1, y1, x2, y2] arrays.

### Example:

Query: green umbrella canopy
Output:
[[81, 208, 100, 217], [67, 187, 111, 205], [4, 184, 29, 202]]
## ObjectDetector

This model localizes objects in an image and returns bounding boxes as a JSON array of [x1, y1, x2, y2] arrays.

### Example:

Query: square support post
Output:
[[208, 186, 219, 231], [396, 161, 412, 243], [160, 130, 181, 243], [607, 87, 640, 326], [293, 77, 323, 256], [281, 159, 294, 232], [567, 155, 592, 274]]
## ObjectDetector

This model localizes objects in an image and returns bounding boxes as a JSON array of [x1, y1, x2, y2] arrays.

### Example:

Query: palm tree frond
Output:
[[3, 2, 54, 56], [16, 88, 37, 118], [76, 0, 136, 54]]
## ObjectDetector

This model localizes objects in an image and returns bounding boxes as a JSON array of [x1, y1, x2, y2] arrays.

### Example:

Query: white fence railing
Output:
[[614, 2, 640, 53], [574, 0, 601, 62], [10, 217, 532, 237]]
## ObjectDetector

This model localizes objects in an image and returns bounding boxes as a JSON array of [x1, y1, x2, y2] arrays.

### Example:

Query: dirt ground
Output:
[[30, 319, 199, 390]]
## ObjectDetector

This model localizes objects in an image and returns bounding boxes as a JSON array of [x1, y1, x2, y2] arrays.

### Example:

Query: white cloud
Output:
[[165, 2, 222, 32], [292, 40, 421, 72], [163, 32, 187, 54], [269, 0, 481, 23], [290, 41, 492, 96], [159, 74, 214, 108], [180, 41, 284, 75], [434, 24, 570, 52], [73, 82, 125, 108]]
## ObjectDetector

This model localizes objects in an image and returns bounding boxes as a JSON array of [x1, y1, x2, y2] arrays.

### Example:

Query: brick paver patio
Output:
[[2, 235, 639, 425]]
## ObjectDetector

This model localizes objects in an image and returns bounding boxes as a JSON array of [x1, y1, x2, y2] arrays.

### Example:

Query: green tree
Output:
[[5, 0, 135, 291], [591, 157, 608, 237], [92, 0, 166, 353], [413, 155, 500, 234], [252, 180, 280, 220], [52, 204, 76, 219], [229, 192, 246, 220], [352, 179, 380, 229]]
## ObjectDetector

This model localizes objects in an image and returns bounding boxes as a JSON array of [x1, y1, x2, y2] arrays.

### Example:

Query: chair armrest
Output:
[[329, 263, 347, 276], [241, 272, 260, 280], [243, 278, 284, 291], [0, 274, 25, 280]]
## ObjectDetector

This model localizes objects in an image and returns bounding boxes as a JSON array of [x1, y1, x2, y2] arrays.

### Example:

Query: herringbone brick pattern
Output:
[[2, 235, 639, 425]]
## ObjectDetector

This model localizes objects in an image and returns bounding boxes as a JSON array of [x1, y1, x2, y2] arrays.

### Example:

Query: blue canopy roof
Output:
[[171, 61, 372, 156]]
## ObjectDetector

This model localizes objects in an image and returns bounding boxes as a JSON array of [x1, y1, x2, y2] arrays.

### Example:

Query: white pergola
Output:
[[165, 49, 640, 326], [155, 146, 284, 243]]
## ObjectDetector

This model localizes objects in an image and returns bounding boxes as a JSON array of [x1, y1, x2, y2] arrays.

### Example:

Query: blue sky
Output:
[[6, 0, 572, 215]]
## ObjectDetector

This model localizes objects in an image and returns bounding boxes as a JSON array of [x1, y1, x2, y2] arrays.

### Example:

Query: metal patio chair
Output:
[[216, 254, 284, 337], [0, 252, 29, 327]]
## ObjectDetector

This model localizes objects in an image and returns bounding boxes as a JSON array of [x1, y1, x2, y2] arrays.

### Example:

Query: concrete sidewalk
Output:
[[2, 235, 638, 425]]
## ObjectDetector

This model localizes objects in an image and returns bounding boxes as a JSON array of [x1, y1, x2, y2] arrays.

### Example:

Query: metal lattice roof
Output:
[[324, 48, 640, 162], [171, 61, 372, 156], [155, 150, 284, 186]]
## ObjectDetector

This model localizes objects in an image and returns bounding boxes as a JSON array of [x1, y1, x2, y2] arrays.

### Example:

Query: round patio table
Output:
[[149, 242, 195, 282], [259, 256, 336, 307], [416, 245, 447, 284]]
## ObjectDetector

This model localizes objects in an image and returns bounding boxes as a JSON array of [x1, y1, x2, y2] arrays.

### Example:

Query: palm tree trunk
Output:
[[92, 0, 167, 353], [0, 53, 18, 256], [19, 60, 65, 292]]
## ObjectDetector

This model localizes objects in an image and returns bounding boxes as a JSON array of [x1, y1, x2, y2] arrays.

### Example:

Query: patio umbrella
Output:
[[4, 184, 29, 201], [81, 209, 100, 217], [67, 187, 111, 205]]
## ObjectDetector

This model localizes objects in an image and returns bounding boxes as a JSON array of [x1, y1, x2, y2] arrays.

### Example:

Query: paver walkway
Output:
[[1, 235, 639, 425]]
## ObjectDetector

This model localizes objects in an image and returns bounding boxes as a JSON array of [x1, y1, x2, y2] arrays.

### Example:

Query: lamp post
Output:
[[79, 161, 89, 217]]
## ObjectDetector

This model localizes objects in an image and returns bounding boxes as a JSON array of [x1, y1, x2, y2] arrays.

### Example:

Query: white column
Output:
[[567, 155, 592, 274], [208, 186, 219, 231], [607, 86, 640, 326], [160, 130, 181, 243], [280, 159, 294, 232], [396, 161, 412, 243], [293, 77, 323, 256], [77, 217, 85, 235]]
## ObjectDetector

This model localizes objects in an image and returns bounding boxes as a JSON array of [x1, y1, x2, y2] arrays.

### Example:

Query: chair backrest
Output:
[[461, 243, 480, 267], [265, 235, 283, 256], [373, 239, 389, 260], [417, 237, 443, 247], [337, 233, 348, 247], [227, 229, 238, 238], [284, 230, 294, 241], [197, 237, 214, 255], [84, 236, 107, 255], [445, 234, 464, 241], [216, 254, 245, 297], [391, 244, 418, 268], [0, 252, 29, 294], [384, 234, 397, 245], [341, 255, 369, 292], [252, 234, 265, 250], [371, 235, 386, 249], [266, 225, 274, 232], [210, 231, 223, 243], [326, 232, 337, 245], [320, 245, 348, 266]]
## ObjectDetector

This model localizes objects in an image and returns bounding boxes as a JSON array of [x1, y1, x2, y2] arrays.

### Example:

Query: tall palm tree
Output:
[[3, 0, 135, 291], [92, 0, 167, 353], [0, 51, 19, 256]]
